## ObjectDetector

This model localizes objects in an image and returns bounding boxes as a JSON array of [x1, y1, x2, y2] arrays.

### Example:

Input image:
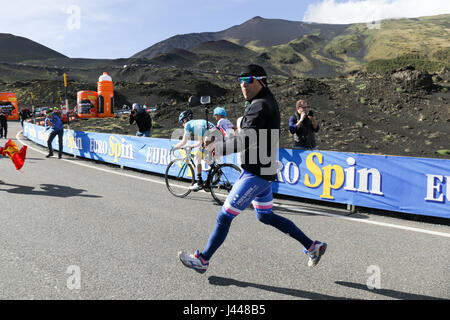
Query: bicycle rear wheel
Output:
[[165, 159, 195, 198], [209, 163, 241, 205]]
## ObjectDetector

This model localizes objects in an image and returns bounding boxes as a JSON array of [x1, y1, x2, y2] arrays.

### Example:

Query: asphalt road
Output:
[[0, 121, 449, 300]]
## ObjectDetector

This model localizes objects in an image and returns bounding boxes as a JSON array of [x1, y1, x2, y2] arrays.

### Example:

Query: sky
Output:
[[1, 0, 449, 59]]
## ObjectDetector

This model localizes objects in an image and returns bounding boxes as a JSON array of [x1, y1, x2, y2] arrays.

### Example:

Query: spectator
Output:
[[130, 103, 152, 137], [0, 111, 7, 139], [19, 108, 32, 127], [289, 99, 319, 149], [45, 109, 64, 159]]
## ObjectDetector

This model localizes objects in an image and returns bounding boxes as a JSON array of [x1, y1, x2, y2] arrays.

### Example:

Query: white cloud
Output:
[[303, 0, 450, 24]]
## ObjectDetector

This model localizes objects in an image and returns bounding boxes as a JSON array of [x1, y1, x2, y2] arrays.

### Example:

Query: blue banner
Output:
[[23, 123, 450, 219]]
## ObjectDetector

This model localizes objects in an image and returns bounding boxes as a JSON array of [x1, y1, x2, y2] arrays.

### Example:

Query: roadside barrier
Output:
[[22, 122, 450, 219]]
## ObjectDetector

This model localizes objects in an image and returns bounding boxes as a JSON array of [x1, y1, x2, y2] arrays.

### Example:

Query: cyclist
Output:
[[173, 110, 221, 191], [178, 64, 327, 273], [213, 107, 234, 141]]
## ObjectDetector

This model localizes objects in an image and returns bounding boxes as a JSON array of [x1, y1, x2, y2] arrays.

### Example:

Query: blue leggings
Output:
[[200, 170, 313, 261]]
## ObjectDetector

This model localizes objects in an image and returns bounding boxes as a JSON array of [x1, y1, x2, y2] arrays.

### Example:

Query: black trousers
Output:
[[47, 129, 63, 156], [0, 124, 7, 138]]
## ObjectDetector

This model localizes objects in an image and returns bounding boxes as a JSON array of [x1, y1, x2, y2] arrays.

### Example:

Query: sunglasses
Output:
[[238, 76, 267, 84]]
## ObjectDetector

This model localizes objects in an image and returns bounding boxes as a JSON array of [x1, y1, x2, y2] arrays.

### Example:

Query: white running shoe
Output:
[[303, 241, 327, 267], [178, 250, 209, 274]]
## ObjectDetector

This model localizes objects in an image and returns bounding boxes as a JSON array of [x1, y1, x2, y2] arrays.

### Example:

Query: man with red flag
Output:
[[0, 139, 27, 170]]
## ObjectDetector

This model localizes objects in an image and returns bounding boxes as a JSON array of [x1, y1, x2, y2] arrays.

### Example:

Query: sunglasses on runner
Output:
[[238, 76, 267, 84]]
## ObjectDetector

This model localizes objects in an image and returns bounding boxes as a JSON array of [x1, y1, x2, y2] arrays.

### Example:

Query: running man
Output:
[[178, 64, 327, 273], [173, 110, 220, 191]]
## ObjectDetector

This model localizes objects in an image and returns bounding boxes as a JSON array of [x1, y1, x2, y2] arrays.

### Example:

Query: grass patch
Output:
[[367, 54, 448, 73], [437, 149, 450, 156]]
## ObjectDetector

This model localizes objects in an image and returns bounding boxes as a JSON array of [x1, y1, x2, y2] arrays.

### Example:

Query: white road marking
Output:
[[16, 131, 166, 186], [17, 132, 450, 239], [274, 204, 450, 238]]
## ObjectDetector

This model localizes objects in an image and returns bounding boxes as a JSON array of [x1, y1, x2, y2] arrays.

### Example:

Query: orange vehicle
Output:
[[97, 72, 114, 118], [77, 91, 98, 119], [0, 92, 19, 120]]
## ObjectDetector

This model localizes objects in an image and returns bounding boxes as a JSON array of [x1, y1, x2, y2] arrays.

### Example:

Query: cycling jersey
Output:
[[184, 119, 217, 138], [217, 118, 234, 140]]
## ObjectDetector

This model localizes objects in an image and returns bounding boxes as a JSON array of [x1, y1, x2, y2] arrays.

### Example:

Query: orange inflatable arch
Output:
[[0, 92, 19, 120]]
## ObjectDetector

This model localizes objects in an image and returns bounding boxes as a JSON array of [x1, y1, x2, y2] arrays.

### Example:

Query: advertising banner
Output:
[[23, 123, 450, 219]]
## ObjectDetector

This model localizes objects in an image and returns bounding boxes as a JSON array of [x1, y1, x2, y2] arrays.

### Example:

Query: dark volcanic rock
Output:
[[391, 66, 433, 92]]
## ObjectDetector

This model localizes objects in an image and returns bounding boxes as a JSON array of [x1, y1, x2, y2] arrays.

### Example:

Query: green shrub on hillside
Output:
[[432, 48, 450, 62], [367, 54, 448, 73], [325, 34, 362, 56]]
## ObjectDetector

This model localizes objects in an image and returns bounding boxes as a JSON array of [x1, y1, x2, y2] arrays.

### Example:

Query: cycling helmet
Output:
[[178, 110, 193, 123], [213, 107, 226, 117]]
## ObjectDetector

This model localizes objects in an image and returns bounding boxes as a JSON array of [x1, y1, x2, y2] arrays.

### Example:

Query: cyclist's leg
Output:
[[193, 149, 203, 183], [253, 186, 314, 250], [200, 170, 269, 261]]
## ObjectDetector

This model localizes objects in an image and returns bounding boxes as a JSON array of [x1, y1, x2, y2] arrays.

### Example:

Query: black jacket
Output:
[[289, 112, 319, 149], [130, 110, 152, 132], [217, 87, 280, 180], [20, 109, 32, 120], [0, 114, 7, 126]]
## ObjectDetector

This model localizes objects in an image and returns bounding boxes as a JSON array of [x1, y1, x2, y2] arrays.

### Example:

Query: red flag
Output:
[[0, 139, 27, 170]]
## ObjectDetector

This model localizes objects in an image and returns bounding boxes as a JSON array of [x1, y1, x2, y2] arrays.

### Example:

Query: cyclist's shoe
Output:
[[178, 250, 209, 274], [189, 182, 204, 192], [303, 241, 327, 267]]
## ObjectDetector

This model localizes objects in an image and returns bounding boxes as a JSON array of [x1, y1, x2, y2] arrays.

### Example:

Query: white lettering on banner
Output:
[[146, 147, 171, 165], [28, 127, 37, 140], [90, 139, 108, 154], [344, 157, 357, 191], [38, 130, 49, 142], [284, 162, 300, 185], [425, 174, 449, 203], [276, 161, 284, 183]]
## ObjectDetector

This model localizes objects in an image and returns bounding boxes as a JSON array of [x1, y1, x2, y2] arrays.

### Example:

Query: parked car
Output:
[[33, 106, 50, 117]]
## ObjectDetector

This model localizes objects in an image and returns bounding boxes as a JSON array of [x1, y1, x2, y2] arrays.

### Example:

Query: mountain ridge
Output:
[[0, 33, 67, 63]]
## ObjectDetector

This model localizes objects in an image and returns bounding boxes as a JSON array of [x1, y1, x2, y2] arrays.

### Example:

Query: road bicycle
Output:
[[165, 146, 241, 205]]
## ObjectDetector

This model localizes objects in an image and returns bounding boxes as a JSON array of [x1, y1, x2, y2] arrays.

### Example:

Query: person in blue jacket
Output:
[[45, 109, 64, 159]]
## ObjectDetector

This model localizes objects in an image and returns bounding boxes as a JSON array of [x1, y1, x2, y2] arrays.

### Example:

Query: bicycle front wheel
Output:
[[165, 159, 195, 198], [210, 163, 242, 205]]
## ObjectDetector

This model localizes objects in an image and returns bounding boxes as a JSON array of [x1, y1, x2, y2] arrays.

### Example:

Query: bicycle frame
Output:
[[171, 147, 195, 177]]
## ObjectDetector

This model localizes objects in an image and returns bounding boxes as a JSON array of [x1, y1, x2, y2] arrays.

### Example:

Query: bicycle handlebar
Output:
[[170, 145, 193, 157]]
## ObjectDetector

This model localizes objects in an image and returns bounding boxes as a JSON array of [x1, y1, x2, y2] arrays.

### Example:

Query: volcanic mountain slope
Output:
[[132, 14, 450, 77], [0, 33, 67, 63], [132, 16, 351, 59], [0, 14, 448, 81]]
